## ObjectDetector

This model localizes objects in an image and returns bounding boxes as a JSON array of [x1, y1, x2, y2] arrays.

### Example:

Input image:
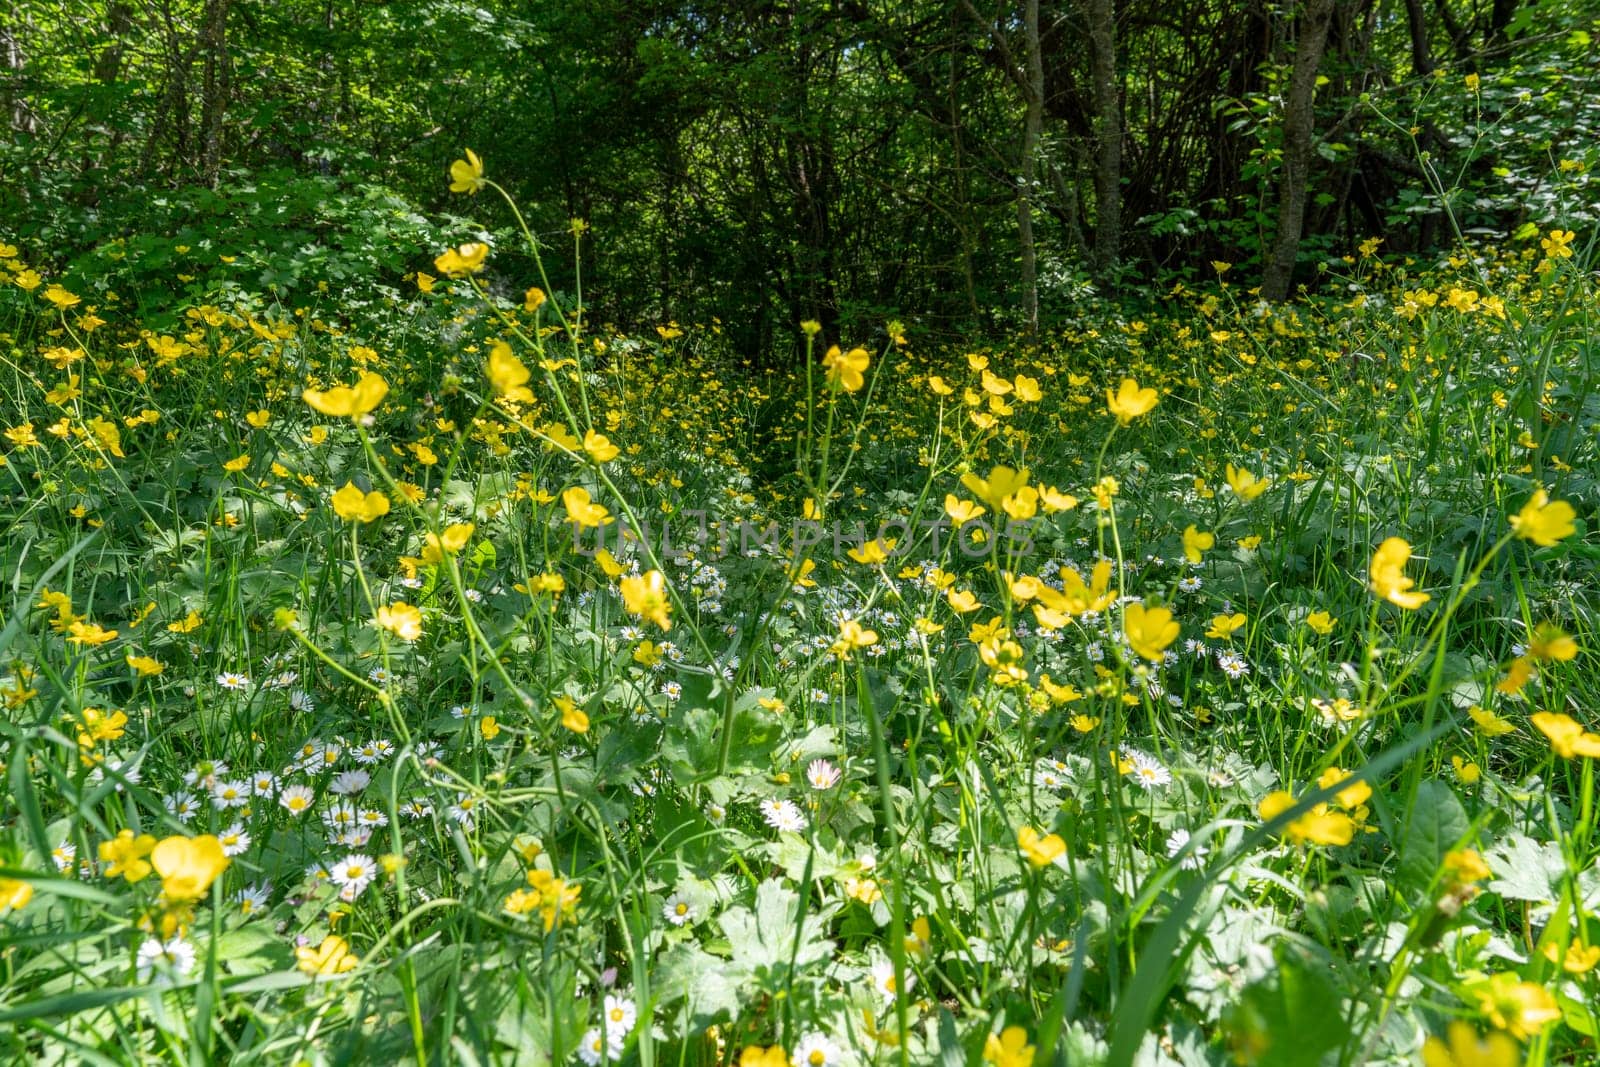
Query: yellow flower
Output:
[[1441, 848, 1491, 885], [960, 465, 1030, 510], [43, 284, 81, 309], [562, 486, 613, 528], [1182, 525, 1214, 563], [125, 654, 164, 676], [1123, 603, 1179, 661], [739, 1046, 788, 1067], [946, 589, 981, 614], [1001, 486, 1038, 521], [1526, 622, 1577, 661], [434, 242, 489, 277], [99, 829, 158, 882], [419, 523, 475, 565], [245, 409, 271, 428], [303, 372, 389, 420], [449, 149, 486, 194], [523, 572, 566, 596], [1452, 756, 1482, 784], [1420, 1021, 1517, 1067], [1469, 973, 1559, 1040], [1530, 711, 1600, 758], [1494, 655, 1534, 695], [1464, 72, 1481, 91], [1541, 941, 1600, 974], [0, 876, 33, 912], [945, 495, 987, 525], [222, 454, 250, 473], [619, 570, 673, 630], [1205, 612, 1246, 640], [151, 834, 230, 902], [1106, 377, 1157, 425], [76, 707, 127, 747], [1467, 705, 1516, 737], [821, 345, 870, 392], [479, 715, 500, 740], [67, 620, 118, 646], [86, 416, 125, 457], [582, 429, 619, 463], [555, 695, 590, 734], [984, 1026, 1036, 1067], [1017, 826, 1065, 867], [978, 636, 1027, 685], [487, 341, 534, 403], [375, 602, 423, 642], [296, 935, 359, 976], [1225, 463, 1270, 501], [1305, 610, 1336, 635], [1540, 229, 1576, 259], [330, 482, 390, 523], [1258, 791, 1354, 846], [1509, 489, 1575, 546], [829, 618, 879, 659], [1038, 485, 1077, 512], [847, 538, 895, 565], [1369, 537, 1429, 609]]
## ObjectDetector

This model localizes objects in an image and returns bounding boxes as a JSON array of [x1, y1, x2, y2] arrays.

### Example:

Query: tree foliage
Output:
[[3, 0, 1598, 346]]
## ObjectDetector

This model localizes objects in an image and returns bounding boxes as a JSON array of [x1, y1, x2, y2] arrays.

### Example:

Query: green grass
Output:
[[0, 176, 1597, 1067]]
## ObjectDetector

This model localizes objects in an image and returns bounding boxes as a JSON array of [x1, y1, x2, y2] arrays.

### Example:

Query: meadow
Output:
[[1, 157, 1597, 1067]]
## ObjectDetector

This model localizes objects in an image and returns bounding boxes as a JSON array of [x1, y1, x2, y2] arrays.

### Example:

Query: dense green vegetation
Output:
[[2, 3, 1600, 1066]]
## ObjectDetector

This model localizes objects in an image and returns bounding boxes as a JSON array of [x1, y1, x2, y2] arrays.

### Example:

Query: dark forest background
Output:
[[3, 0, 1597, 355]]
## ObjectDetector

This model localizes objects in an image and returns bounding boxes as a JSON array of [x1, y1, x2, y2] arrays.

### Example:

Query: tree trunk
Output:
[[1262, 0, 1336, 301], [0, 15, 34, 135], [199, 0, 232, 186], [1017, 0, 1044, 332], [1402, 0, 1433, 74], [1086, 0, 1121, 278]]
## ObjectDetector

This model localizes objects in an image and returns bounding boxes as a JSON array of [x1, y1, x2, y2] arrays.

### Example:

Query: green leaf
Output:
[[1485, 835, 1566, 902], [1397, 780, 1469, 897], [1225, 946, 1345, 1067], [719, 878, 834, 991]]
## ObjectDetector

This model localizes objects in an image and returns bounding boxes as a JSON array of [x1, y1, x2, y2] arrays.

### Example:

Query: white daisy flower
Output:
[[602, 993, 637, 1037], [329, 854, 377, 898], [329, 770, 371, 795], [1166, 828, 1207, 871], [235, 883, 272, 915], [165, 791, 200, 823], [279, 784, 315, 816], [1126, 750, 1172, 790], [760, 798, 806, 832], [218, 822, 252, 857], [806, 759, 842, 790], [661, 893, 695, 927], [136, 936, 195, 981], [792, 1032, 843, 1066], [869, 957, 914, 1002], [446, 796, 477, 829], [212, 779, 250, 808], [576, 1028, 622, 1067]]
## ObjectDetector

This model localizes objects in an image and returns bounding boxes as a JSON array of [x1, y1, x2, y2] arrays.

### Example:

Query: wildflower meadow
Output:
[[2, 5, 1600, 1066]]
